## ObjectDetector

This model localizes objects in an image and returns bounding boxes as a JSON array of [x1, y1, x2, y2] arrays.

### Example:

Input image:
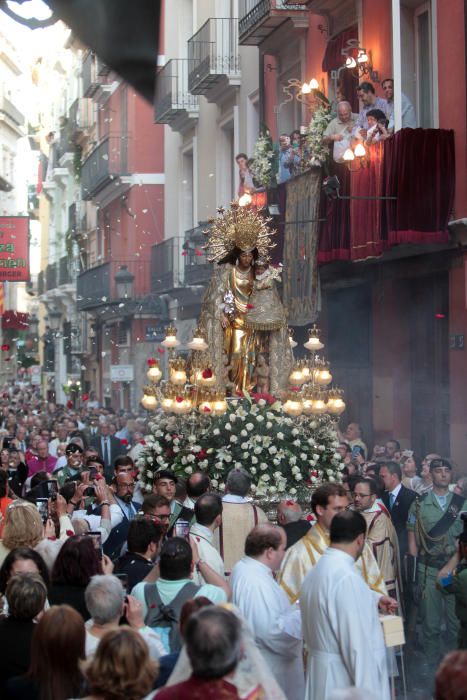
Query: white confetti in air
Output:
[[101, 297, 107, 302], [142, 209, 148, 214], [101, 352, 106, 357]]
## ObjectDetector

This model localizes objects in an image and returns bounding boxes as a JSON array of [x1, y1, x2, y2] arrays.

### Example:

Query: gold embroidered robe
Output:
[[277, 522, 387, 603]]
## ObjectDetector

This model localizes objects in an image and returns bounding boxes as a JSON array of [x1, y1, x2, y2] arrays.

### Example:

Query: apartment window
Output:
[[116, 320, 130, 346], [415, 3, 433, 127]]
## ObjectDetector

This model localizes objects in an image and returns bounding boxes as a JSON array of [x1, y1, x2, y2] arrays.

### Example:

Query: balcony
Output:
[[239, 0, 309, 45], [151, 238, 184, 294], [154, 60, 199, 133], [58, 255, 75, 286], [188, 18, 240, 103], [77, 261, 110, 311], [183, 224, 211, 287], [69, 97, 93, 136], [45, 263, 57, 291], [81, 135, 129, 202], [82, 51, 112, 103], [77, 259, 152, 314], [0, 94, 24, 129]]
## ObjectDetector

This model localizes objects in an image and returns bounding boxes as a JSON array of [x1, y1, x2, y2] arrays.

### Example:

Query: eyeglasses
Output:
[[147, 512, 170, 521]]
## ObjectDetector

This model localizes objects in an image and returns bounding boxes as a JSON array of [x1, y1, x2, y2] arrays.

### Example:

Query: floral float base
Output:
[[137, 393, 343, 499]]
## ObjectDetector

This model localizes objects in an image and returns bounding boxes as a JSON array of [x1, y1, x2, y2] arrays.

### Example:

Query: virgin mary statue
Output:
[[199, 203, 293, 396]]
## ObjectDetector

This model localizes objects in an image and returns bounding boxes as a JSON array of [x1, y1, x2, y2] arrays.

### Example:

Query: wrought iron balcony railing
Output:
[[151, 238, 184, 294], [81, 135, 129, 200], [188, 18, 240, 98], [154, 59, 199, 132], [239, 0, 309, 45], [183, 224, 211, 287]]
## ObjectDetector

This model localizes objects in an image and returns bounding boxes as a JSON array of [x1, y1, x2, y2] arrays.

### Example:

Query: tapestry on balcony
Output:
[[282, 169, 321, 325]]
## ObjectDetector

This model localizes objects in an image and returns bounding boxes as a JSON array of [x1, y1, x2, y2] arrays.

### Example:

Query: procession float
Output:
[[137, 202, 346, 501]]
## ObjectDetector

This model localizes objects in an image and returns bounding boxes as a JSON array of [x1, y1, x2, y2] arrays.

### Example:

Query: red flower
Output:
[[246, 303, 254, 309], [203, 406, 211, 413], [1, 344, 10, 351], [66, 530, 74, 537], [157, 347, 165, 354], [202, 368, 213, 379], [175, 396, 184, 403], [67, 400, 73, 408], [290, 386, 300, 392], [306, 514, 315, 522], [310, 470, 318, 477], [139, 439, 146, 445], [285, 499, 295, 507], [82, 394, 89, 402], [120, 438, 129, 445], [165, 448, 175, 458], [195, 249, 203, 257], [147, 358, 157, 367], [181, 250, 188, 256], [197, 449, 207, 460], [252, 392, 276, 405]]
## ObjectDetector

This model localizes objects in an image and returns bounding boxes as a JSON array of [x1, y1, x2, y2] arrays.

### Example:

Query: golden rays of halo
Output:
[[203, 202, 276, 263]]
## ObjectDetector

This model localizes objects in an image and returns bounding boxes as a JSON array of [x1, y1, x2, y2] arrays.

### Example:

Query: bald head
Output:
[[277, 499, 302, 524], [337, 101, 352, 122]]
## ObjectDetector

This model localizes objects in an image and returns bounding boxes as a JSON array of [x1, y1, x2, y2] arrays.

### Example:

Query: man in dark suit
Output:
[[102, 472, 142, 560], [91, 422, 125, 483], [380, 460, 416, 562], [277, 498, 312, 549]]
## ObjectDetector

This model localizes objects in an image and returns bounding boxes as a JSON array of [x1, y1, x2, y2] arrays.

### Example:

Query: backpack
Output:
[[143, 581, 200, 652]]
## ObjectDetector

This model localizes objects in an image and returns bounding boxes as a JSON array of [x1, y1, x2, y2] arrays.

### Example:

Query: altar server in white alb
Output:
[[300, 510, 397, 700], [231, 524, 305, 700]]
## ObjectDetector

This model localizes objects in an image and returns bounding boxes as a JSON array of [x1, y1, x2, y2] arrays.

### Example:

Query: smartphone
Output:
[[174, 520, 190, 539], [36, 498, 49, 524], [47, 480, 58, 501], [115, 573, 130, 593], [88, 467, 98, 480], [88, 531, 103, 559], [2, 437, 12, 449], [84, 485, 95, 498]]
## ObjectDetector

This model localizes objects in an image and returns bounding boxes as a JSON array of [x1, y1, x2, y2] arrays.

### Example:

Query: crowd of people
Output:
[[0, 384, 466, 699]]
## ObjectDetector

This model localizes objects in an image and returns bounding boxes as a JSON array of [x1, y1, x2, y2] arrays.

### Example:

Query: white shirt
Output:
[[231, 556, 304, 700], [222, 494, 252, 503], [300, 547, 389, 700], [189, 523, 225, 584], [72, 504, 124, 543]]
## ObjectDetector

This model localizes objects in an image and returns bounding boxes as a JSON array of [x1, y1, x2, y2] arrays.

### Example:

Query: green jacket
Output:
[[439, 561, 467, 625]]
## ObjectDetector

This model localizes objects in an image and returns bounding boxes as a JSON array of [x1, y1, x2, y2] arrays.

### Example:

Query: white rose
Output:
[[250, 467, 257, 475], [188, 435, 196, 443], [273, 458, 280, 466], [199, 460, 208, 468], [289, 456, 297, 466], [173, 446, 179, 453], [234, 462, 242, 469], [269, 485, 277, 494], [313, 454, 319, 461], [291, 466, 300, 474], [229, 414, 236, 422], [256, 415, 264, 423], [246, 423, 254, 431], [329, 475, 336, 483], [254, 446, 262, 455], [219, 483, 226, 491], [187, 454, 196, 463], [300, 452, 307, 460], [289, 487, 297, 495], [292, 428, 299, 436], [293, 439, 301, 447], [230, 435, 238, 443], [318, 445, 325, 452], [225, 423, 232, 431], [295, 473, 303, 481], [192, 445, 201, 452], [224, 455, 232, 463], [261, 474, 270, 482], [269, 446, 277, 455], [242, 452, 249, 459], [211, 479, 219, 487], [213, 428, 220, 436], [146, 470, 153, 478], [260, 463, 268, 471], [241, 430, 247, 437], [185, 466, 193, 474], [266, 422, 272, 429], [258, 399, 266, 407], [251, 456, 258, 464], [181, 456, 187, 465]]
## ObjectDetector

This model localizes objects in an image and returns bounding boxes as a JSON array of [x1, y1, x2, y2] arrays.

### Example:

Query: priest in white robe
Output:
[[300, 510, 396, 700], [231, 523, 305, 700]]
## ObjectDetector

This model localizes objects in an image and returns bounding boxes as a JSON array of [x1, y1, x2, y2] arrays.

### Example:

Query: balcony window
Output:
[[81, 135, 128, 200], [239, 0, 309, 45], [187, 18, 240, 101], [154, 59, 199, 132]]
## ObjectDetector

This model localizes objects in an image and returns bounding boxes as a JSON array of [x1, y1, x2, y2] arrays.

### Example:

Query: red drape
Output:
[[322, 27, 358, 72], [318, 128, 455, 265], [317, 162, 351, 264], [350, 141, 386, 261], [382, 128, 454, 245]]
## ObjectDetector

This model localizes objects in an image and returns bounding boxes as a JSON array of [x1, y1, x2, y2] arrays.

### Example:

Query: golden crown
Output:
[[204, 202, 276, 263]]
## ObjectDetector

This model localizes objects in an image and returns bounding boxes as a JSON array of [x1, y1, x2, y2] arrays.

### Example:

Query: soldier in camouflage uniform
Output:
[[407, 459, 466, 664]]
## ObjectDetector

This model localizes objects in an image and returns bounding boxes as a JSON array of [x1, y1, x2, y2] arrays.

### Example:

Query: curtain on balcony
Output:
[[282, 170, 321, 325], [318, 128, 455, 264], [382, 128, 454, 244], [318, 162, 351, 264], [322, 26, 358, 72]]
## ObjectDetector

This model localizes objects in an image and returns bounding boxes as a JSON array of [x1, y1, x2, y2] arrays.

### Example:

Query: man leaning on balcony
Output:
[[322, 101, 358, 163], [352, 82, 390, 141], [381, 78, 417, 129]]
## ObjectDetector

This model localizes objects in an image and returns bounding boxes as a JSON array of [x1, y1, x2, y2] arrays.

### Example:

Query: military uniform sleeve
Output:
[[407, 498, 418, 532]]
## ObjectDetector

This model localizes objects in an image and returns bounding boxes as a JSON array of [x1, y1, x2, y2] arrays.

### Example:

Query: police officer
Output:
[[407, 458, 466, 664]]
